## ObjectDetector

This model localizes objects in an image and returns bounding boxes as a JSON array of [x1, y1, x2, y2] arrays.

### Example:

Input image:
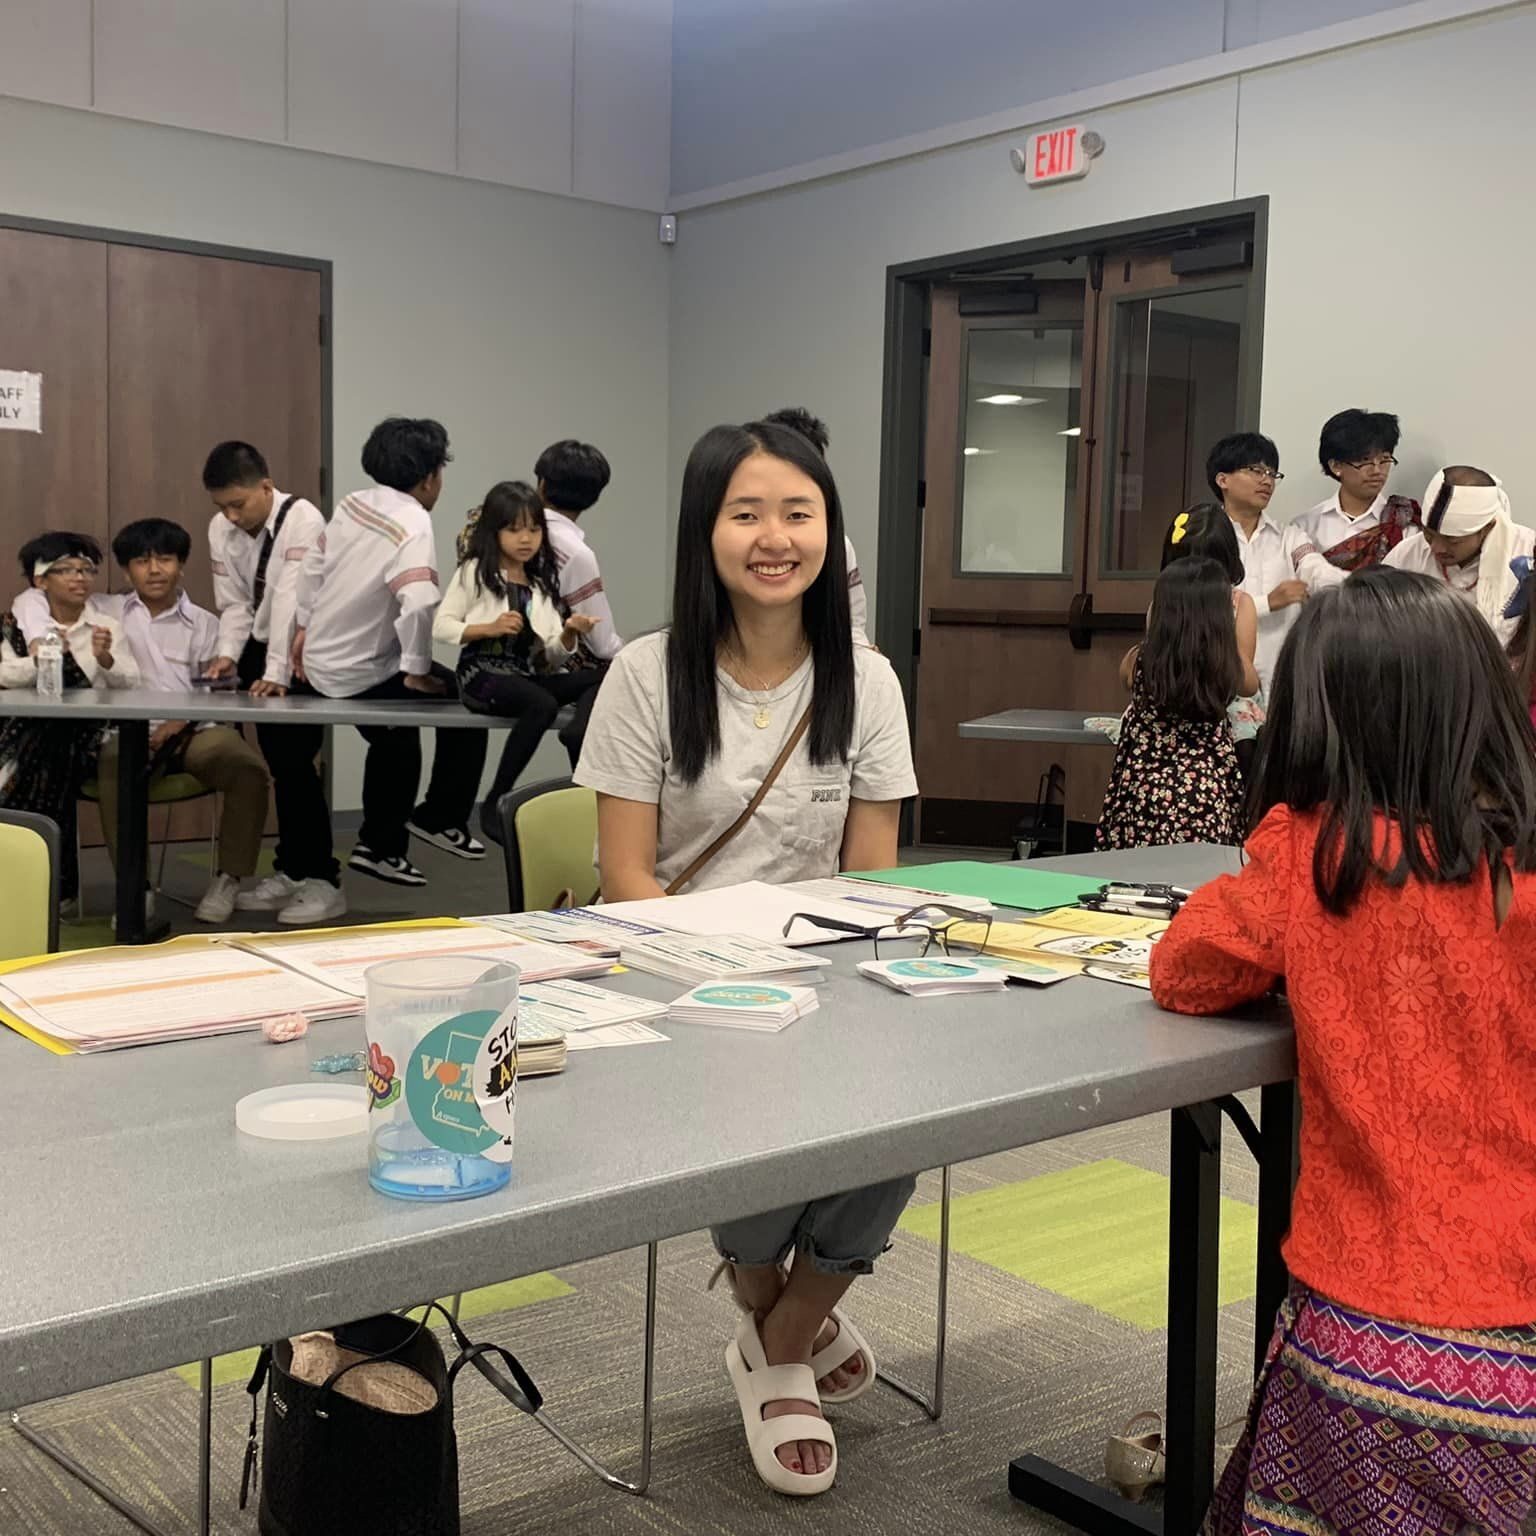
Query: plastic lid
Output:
[[236, 1083, 370, 1141]]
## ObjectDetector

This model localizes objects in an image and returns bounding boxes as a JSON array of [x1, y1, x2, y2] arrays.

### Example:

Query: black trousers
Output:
[[239, 637, 337, 882], [260, 666, 482, 868], [461, 666, 604, 809]]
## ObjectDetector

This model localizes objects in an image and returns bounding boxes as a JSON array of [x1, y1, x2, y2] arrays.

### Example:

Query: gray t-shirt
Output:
[[574, 632, 919, 893]]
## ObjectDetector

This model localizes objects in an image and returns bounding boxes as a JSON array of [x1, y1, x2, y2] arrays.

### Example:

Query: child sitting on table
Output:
[[1096, 558, 1246, 850], [94, 518, 271, 925], [1151, 566, 1536, 1536], [0, 533, 139, 905], [436, 481, 601, 840]]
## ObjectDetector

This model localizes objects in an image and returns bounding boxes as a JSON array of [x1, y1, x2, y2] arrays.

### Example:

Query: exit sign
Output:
[[1021, 124, 1095, 186]]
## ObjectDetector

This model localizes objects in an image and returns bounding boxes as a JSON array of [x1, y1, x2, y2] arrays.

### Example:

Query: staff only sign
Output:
[[0, 371, 42, 432]]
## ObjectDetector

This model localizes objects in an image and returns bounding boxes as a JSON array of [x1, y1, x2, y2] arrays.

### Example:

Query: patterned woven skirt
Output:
[[1206, 1289, 1536, 1536]]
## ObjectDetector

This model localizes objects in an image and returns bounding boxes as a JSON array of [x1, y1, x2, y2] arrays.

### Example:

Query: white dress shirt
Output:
[[208, 489, 325, 687], [544, 508, 623, 661], [119, 590, 221, 691], [296, 487, 440, 697], [433, 562, 576, 668], [1384, 524, 1536, 648], [0, 604, 140, 690], [1230, 513, 1317, 694], [1291, 492, 1392, 591]]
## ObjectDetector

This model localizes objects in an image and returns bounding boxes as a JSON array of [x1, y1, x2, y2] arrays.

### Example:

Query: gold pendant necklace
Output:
[[728, 644, 807, 729]]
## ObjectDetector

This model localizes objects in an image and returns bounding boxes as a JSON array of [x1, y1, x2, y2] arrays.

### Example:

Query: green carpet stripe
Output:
[[898, 1158, 1257, 1331], [171, 1272, 574, 1388]]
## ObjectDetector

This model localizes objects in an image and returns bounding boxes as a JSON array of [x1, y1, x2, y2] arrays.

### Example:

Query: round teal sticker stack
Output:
[[404, 1010, 504, 1158]]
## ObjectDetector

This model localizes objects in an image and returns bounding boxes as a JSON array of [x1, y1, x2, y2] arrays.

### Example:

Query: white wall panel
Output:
[[574, 0, 671, 210], [287, 0, 459, 175], [0, 0, 91, 109], [458, 0, 575, 195], [94, 0, 286, 141]]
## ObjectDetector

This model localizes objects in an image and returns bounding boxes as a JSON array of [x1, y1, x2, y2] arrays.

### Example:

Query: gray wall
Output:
[[670, 0, 1438, 196], [0, 95, 671, 807], [667, 3, 1536, 618]]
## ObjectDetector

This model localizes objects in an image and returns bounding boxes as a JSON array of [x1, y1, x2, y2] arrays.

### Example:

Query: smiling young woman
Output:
[[573, 419, 919, 1497]]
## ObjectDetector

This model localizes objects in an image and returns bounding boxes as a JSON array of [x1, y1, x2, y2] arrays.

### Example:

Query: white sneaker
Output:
[[276, 879, 348, 927], [235, 872, 301, 912], [195, 872, 241, 924]]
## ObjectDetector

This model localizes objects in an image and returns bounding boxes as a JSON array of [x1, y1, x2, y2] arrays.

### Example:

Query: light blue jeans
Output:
[[711, 1175, 918, 1277]]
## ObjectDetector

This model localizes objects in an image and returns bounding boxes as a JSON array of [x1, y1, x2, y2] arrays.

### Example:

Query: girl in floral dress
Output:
[[1096, 558, 1246, 849]]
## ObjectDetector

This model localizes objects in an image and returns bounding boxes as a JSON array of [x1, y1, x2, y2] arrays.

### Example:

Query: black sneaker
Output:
[[348, 845, 427, 887], [406, 821, 487, 861]]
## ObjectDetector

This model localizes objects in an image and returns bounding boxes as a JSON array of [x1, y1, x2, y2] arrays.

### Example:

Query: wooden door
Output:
[[107, 246, 325, 609], [911, 234, 1256, 846], [915, 282, 1125, 842], [0, 229, 109, 609]]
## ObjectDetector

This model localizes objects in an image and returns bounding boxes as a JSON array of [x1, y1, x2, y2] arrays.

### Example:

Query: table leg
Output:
[[1008, 1100, 1224, 1536], [114, 719, 170, 945], [1253, 1082, 1299, 1375]]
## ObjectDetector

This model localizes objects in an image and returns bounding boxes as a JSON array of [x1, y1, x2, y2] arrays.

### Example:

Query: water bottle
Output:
[[35, 630, 64, 700]]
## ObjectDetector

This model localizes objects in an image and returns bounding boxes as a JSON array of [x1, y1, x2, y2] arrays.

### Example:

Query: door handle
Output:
[[1067, 594, 1145, 651]]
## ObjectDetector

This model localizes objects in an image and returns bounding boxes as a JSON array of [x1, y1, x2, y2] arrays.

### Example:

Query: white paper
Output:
[[619, 930, 829, 984], [562, 1021, 669, 1049], [0, 370, 41, 433], [520, 977, 668, 1033], [236, 923, 607, 998], [812, 877, 992, 918], [473, 908, 666, 946], [602, 882, 864, 946], [0, 944, 345, 1048]]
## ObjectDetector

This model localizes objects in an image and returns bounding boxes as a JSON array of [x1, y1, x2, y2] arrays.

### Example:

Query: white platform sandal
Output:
[[710, 1262, 877, 1408], [725, 1313, 838, 1497], [810, 1307, 878, 1406]]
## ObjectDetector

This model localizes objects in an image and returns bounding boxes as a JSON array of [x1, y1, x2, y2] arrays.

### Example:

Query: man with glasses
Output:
[[1293, 409, 1422, 578], [1206, 432, 1338, 694]]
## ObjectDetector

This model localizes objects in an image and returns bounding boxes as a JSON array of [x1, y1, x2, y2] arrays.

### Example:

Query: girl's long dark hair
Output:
[[1160, 502, 1245, 586], [1251, 566, 1536, 914], [466, 481, 560, 602], [1141, 558, 1242, 723], [668, 421, 854, 784]]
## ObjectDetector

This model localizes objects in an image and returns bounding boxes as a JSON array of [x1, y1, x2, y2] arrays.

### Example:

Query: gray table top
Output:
[[0, 845, 1291, 1408], [0, 685, 522, 730], [959, 708, 1117, 745]]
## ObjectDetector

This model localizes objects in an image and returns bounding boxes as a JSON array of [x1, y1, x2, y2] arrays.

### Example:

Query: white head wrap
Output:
[[1421, 468, 1516, 628]]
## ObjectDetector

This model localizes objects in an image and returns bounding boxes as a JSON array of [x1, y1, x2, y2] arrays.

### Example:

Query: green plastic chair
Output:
[[496, 777, 599, 911], [0, 809, 60, 959], [78, 773, 218, 914]]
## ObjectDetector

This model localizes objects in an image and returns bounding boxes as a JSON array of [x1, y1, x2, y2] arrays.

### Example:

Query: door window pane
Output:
[[957, 325, 1082, 576], [1104, 287, 1243, 575]]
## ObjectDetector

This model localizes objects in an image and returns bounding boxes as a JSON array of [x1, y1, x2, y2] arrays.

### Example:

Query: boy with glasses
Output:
[[1293, 409, 1422, 577], [1207, 432, 1337, 694]]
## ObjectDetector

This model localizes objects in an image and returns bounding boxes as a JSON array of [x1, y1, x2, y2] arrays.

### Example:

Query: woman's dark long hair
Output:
[[1251, 566, 1536, 914], [466, 481, 560, 602], [1141, 558, 1242, 723], [1159, 502, 1245, 586], [668, 421, 853, 784]]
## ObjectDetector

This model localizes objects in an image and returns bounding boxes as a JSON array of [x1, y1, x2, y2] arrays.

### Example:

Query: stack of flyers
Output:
[[857, 957, 1008, 997], [669, 982, 820, 1033], [1035, 933, 1157, 988], [620, 932, 828, 986]]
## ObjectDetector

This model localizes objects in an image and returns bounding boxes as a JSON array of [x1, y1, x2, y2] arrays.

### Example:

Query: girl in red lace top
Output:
[[1152, 568, 1536, 1536]]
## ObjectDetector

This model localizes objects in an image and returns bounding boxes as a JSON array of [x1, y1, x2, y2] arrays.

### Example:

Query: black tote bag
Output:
[[242, 1302, 542, 1536]]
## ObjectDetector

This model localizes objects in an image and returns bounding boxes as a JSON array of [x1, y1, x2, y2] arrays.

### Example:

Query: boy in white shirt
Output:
[[199, 440, 338, 919], [1207, 432, 1339, 694], [761, 406, 870, 643], [280, 418, 483, 909], [94, 518, 271, 924], [2, 533, 137, 906], [1385, 466, 1536, 648], [531, 439, 625, 660], [1292, 408, 1421, 579]]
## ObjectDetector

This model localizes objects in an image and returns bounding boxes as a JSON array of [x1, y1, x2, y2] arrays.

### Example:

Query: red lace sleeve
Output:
[[1149, 807, 1295, 1015]]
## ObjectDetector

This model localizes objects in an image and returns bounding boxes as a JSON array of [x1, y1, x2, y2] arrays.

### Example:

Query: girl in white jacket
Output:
[[434, 481, 602, 838]]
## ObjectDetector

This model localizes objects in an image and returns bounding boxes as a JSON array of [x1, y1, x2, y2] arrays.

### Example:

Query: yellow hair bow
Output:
[[1170, 512, 1190, 545]]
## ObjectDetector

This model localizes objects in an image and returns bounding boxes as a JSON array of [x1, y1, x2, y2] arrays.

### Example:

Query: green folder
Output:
[[844, 861, 1103, 912]]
